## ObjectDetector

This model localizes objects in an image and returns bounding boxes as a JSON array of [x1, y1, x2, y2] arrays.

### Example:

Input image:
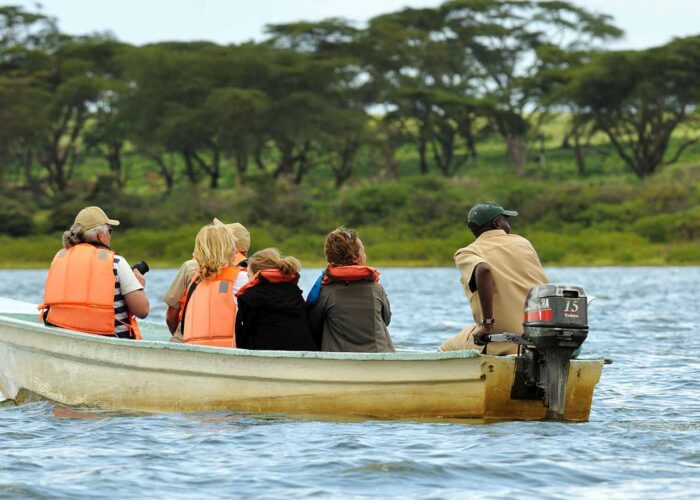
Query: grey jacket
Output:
[[308, 281, 394, 353]]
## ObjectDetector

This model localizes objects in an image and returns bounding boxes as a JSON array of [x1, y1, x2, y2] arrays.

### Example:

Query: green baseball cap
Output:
[[467, 202, 518, 228]]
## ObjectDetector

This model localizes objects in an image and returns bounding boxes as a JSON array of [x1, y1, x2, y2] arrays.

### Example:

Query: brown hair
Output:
[[324, 227, 361, 266], [249, 247, 301, 276], [193, 224, 237, 280]]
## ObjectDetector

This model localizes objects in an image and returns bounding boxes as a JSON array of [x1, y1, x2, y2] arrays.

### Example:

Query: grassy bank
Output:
[[2, 222, 698, 269], [2, 123, 699, 268]]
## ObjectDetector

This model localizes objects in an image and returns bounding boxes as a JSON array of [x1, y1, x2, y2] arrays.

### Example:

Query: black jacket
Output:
[[235, 276, 318, 351]]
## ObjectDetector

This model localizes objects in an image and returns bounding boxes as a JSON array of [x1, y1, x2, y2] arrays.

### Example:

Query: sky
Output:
[[12, 0, 700, 49]]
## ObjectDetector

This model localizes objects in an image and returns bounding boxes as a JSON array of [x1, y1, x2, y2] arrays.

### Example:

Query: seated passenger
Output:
[[40, 206, 149, 339], [438, 202, 548, 355], [215, 219, 250, 267], [177, 224, 244, 348], [307, 227, 394, 353], [235, 248, 317, 351], [164, 219, 249, 342]]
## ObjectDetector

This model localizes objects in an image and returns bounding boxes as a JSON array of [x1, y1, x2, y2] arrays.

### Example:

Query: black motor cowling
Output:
[[522, 284, 589, 420], [523, 284, 588, 348]]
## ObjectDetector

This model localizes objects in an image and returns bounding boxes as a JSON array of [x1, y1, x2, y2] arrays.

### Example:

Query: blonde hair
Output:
[[249, 247, 301, 276], [62, 223, 110, 249], [192, 224, 237, 281]]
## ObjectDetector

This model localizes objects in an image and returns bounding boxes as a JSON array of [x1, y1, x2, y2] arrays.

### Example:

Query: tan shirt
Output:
[[455, 229, 548, 353], [163, 260, 199, 308]]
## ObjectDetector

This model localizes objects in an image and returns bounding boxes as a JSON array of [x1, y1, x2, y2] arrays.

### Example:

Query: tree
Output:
[[441, 0, 622, 175], [31, 37, 122, 192], [204, 86, 268, 185], [80, 40, 132, 187], [364, 8, 445, 175], [124, 43, 231, 189], [265, 21, 370, 185], [564, 36, 700, 178], [0, 6, 59, 194], [0, 75, 50, 193]]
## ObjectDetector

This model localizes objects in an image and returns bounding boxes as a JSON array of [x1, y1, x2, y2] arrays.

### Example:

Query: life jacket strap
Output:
[[179, 279, 199, 336]]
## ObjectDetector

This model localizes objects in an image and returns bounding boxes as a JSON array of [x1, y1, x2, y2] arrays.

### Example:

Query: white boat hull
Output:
[[0, 309, 605, 421]]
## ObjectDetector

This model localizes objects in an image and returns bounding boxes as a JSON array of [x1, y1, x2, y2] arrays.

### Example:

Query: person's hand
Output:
[[472, 324, 494, 346], [133, 268, 146, 288]]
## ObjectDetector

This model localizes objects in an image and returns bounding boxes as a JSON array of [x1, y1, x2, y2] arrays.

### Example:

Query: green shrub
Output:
[[0, 234, 58, 265], [666, 242, 700, 264], [526, 231, 569, 264], [278, 233, 324, 262], [675, 206, 700, 240], [336, 181, 411, 225], [632, 213, 676, 243], [0, 199, 34, 236], [47, 200, 89, 232]]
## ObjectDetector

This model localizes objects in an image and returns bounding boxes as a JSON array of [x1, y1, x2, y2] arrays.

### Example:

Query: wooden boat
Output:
[[0, 298, 606, 421]]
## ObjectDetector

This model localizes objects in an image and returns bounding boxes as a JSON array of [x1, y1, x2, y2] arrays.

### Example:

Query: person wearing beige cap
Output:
[[40, 206, 150, 339], [163, 218, 250, 341]]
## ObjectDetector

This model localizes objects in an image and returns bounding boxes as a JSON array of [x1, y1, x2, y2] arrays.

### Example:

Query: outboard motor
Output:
[[523, 284, 589, 419], [485, 283, 590, 420]]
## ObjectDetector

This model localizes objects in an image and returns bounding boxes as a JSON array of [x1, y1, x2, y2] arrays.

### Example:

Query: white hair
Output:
[[62, 223, 110, 248], [82, 224, 110, 242]]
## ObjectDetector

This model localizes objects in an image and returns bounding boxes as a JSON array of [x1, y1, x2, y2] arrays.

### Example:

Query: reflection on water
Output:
[[1, 267, 700, 497]]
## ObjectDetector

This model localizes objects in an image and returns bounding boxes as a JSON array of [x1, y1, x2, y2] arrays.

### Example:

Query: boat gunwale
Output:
[[0, 311, 608, 366], [0, 313, 485, 362]]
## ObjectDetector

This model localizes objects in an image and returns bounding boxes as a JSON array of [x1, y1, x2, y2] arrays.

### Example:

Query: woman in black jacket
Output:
[[235, 248, 317, 351]]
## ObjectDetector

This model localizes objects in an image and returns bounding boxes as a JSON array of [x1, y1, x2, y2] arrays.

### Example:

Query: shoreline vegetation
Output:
[[1, 4, 699, 267], [2, 159, 699, 269], [2, 132, 700, 268]]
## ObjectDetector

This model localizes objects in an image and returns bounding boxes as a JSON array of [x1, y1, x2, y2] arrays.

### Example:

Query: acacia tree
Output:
[[363, 8, 444, 175], [80, 41, 132, 187], [441, 0, 622, 175], [0, 6, 58, 193], [29, 37, 125, 193], [204, 86, 268, 185], [265, 20, 370, 186], [124, 43, 233, 189], [564, 36, 700, 178]]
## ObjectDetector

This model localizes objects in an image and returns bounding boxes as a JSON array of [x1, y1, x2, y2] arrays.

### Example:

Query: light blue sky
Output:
[[14, 0, 699, 49]]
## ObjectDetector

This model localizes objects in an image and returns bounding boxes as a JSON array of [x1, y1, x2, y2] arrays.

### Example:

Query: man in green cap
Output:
[[438, 202, 548, 355]]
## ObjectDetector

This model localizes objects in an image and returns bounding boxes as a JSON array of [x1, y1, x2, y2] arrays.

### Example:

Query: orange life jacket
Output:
[[39, 243, 141, 339], [235, 269, 299, 297], [322, 265, 380, 285], [180, 266, 242, 348]]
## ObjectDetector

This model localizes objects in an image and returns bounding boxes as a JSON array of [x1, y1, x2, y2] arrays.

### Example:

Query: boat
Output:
[[0, 289, 607, 422]]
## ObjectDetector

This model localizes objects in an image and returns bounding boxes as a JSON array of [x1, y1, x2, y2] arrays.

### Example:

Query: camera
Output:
[[131, 260, 150, 275]]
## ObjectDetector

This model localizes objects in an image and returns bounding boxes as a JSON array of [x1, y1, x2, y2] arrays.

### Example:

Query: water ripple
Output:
[[2, 267, 700, 497]]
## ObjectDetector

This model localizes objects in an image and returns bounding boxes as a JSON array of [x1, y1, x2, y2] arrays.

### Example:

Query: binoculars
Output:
[[131, 261, 150, 275]]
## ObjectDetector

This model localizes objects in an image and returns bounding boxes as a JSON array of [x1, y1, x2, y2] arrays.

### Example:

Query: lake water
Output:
[[1, 267, 699, 498]]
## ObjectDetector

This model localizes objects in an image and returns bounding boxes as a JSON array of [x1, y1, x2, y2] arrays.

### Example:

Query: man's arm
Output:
[[307, 290, 327, 350], [124, 289, 150, 319], [120, 263, 150, 319], [472, 262, 495, 345], [379, 285, 391, 326], [166, 305, 180, 334]]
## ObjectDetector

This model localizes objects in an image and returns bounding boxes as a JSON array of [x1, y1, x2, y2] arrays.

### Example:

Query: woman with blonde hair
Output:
[[177, 224, 248, 348], [235, 248, 317, 351], [307, 227, 394, 352]]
